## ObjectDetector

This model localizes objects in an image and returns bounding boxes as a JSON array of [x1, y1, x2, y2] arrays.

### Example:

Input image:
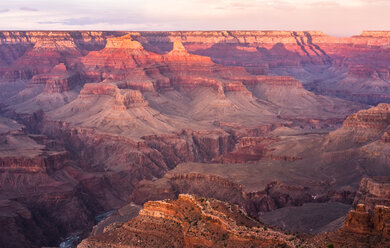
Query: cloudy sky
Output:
[[0, 0, 389, 36]]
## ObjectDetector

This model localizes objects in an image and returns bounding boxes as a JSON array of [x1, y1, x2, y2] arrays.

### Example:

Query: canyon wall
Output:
[[310, 176, 390, 247], [78, 194, 305, 248], [0, 30, 390, 247]]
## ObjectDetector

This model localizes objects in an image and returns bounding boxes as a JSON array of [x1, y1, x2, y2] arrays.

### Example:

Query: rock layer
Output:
[[78, 194, 304, 248], [311, 177, 390, 247], [1, 30, 390, 248]]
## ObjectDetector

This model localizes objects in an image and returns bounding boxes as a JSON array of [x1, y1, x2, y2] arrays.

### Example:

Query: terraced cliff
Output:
[[0, 30, 389, 247], [78, 194, 305, 248]]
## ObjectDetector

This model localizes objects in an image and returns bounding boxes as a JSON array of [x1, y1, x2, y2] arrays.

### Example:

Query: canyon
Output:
[[79, 194, 304, 248], [0, 30, 389, 247]]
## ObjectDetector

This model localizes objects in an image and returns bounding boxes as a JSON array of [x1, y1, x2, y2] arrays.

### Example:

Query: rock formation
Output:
[[0, 117, 97, 248], [30, 63, 83, 93], [78, 194, 304, 248], [310, 177, 390, 247], [0, 30, 390, 248], [343, 177, 390, 240], [354, 177, 390, 212], [78, 178, 390, 248], [342, 103, 390, 142]]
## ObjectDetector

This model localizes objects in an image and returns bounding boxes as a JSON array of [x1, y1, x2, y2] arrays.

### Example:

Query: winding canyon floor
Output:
[[0, 30, 390, 247]]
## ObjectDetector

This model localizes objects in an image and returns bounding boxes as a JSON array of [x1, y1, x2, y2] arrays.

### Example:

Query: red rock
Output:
[[81, 34, 162, 81], [344, 204, 373, 234], [223, 82, 252, 95], [353, 177, 390, 212], [80, 82, 119, 97], [29, 63, 83, 93], [243, 75, 303, 88], [78, 195, 300, 248], [1, 30, 390, 248], [309, 177, 390, 247], [342, 103, 390, 133], [163, 40, 212, 63], [374, 205, 390, 238]]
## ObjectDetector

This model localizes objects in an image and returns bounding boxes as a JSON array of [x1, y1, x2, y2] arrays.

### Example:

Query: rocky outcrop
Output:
[[78, 82, 149, 109], [81, 34, 161, 81], [354, 177, 390, 212], [1, 33, 81, 81], [342, 176, 390, 242], [310, 177, 390, 247], [335, 103, 390, 144], [344, 204, 373, 234], [163, 40, 212, 63], [374, 205, 390, 239], [222, 82, 252, 95], [29, 63, 83, 93], [343, 103, 390, 131], [331, 204, 390, 245], [118, 89, 149, 108], [79, 177, 390, 248], [78, 194, 303, 248], [311, 204, 390, 247]]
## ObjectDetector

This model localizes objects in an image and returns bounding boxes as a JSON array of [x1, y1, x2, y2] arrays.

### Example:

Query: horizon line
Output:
[[1, 29, 389, 38]]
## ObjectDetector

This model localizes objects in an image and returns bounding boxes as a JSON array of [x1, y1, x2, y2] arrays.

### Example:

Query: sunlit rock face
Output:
[[78, 194, 302, 248], [129, 30, 390, 105]]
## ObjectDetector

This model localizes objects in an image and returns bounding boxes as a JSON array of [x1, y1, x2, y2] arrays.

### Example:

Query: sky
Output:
[[0, 0, 389, 36]]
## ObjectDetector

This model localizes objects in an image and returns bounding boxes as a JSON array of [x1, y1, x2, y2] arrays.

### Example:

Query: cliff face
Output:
[[344, 203, 390, 238], [344, 177, 390, 239], [343, 103, 390, 132], [0, 30, 390, 248], [1, 30, 390, 104], [327, 103, 390, 149], [354, 177, 390, 212], [30, 63, 83, 93], [137, 30, 390, 105], [0, 118, 98, 248], [313, 204, 390, 247], [311, 177, 390, 247], [129, 170, 315, 219], [78, 194, 304, 248]]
